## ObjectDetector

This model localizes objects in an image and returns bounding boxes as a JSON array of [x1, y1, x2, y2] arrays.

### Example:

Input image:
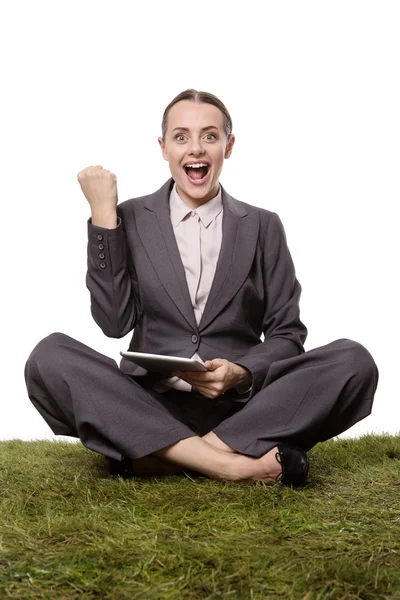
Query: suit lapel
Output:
[[136, 179, 197, 331], [199, 188, 259, 331], [136, 179, 260, 332]]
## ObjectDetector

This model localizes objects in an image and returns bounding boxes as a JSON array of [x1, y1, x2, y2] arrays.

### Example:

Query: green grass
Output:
[[1, 435, 399, 599]]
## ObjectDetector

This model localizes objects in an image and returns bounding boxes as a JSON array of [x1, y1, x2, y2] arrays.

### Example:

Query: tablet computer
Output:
[[120, 351, 208, 374]]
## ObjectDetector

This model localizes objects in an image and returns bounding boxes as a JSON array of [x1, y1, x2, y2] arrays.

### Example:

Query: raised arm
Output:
[[78, 166, 141, 338]]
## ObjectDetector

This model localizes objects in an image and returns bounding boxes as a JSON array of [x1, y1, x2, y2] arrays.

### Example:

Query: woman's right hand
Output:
[[77, 165, 118, 228]]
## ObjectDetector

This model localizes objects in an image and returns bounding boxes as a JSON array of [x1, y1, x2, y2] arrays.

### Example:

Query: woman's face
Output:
[[158, 100, 235, 207]]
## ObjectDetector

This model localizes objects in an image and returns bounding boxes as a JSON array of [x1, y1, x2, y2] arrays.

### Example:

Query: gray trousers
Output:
[[24, 333, 378, 461]]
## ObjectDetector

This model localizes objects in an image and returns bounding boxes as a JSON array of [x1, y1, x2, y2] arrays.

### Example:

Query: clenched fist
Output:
[[77, 165, 118, 228]]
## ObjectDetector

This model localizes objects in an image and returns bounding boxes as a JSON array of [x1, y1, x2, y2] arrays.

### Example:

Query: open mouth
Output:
[[183, 162, 210, 185]]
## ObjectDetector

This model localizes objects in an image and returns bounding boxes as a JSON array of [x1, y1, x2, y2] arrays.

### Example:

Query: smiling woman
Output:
[[24, 88, 378, 488], [158, 89, 235, 208]]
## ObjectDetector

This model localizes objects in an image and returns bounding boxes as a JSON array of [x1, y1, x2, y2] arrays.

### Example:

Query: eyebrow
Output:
[[172, 126, 219, 133]]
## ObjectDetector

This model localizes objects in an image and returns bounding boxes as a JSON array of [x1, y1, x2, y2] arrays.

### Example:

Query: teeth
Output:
[[185, 163, 208, 168]]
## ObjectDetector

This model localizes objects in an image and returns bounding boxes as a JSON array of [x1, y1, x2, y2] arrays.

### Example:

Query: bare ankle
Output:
[[241, 447, 282, 484], [229, 447, 282, 484]]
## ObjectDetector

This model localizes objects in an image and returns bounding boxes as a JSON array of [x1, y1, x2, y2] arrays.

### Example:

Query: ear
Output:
[[158, 137, 168, 161], [224, 134, 235, 159]]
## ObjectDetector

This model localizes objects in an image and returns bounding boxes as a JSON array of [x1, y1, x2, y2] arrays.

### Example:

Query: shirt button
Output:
[[191, 334, 198, 343], [98, 243, 104, 250], [97, 233, 104, 241], [191, 211, 197, 217], [100, 262, 107, 269], [98, 252, 105, 260]]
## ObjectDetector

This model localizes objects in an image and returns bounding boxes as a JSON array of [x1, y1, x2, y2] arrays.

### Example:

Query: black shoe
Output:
[[275, 444, 309, 487], [107, 456, 134, 479]]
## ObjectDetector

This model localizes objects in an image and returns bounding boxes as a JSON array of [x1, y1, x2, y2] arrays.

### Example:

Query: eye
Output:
[[175, 134, 186, 141], [205, 133, 217, 140]]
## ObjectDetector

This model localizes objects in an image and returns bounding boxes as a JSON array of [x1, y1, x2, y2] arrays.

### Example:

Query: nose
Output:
[[188, 137, 205, 155]]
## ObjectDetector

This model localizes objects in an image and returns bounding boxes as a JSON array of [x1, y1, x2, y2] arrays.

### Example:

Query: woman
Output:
[[24, 89, 379, 486]]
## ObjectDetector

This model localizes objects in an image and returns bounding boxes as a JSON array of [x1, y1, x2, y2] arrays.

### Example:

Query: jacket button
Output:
[[98, 243, 104, 250], [98, 252, 105, 260], [100, 262, 107, 269], [97, 233, 104, 241], [191, 334, 198, 343]]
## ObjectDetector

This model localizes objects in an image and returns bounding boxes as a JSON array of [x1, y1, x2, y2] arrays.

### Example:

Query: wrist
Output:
[[91, 210, 118, 229], [235, 364, 252, 386]]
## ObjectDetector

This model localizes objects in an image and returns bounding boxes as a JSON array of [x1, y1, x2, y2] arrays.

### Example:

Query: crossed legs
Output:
[[24, 333, 378, 484]]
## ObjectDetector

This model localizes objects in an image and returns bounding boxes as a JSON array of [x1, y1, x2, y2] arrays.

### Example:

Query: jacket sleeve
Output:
[[86, 208, 142, 338], [232, 211, 307, 400]]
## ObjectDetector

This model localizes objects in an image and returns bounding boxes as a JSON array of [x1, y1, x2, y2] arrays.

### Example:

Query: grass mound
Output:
[[1, 434, 399, 599]]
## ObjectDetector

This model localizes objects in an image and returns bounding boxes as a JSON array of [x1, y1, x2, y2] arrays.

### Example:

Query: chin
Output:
[[185, 183, 216, 201], [176, 172, 218, 199]]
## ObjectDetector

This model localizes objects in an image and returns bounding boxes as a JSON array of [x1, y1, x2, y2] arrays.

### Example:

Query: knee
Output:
[[337, 338, 378, 384], [25, 332, 70, 373]]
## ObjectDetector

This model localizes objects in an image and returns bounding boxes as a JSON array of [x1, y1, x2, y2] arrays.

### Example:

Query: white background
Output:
[[1, 1, 399, 441]]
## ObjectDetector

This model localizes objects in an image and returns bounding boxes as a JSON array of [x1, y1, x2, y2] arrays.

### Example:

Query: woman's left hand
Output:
[[172, 359, 251, 399]]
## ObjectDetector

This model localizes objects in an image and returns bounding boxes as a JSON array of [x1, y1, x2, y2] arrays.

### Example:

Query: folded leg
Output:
[[213, 338, 379, 456], [24, 332, 197, 461]]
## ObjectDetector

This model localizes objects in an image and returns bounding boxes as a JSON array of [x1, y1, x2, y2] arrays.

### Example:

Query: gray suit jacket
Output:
[[86, 178, 307, 399]]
